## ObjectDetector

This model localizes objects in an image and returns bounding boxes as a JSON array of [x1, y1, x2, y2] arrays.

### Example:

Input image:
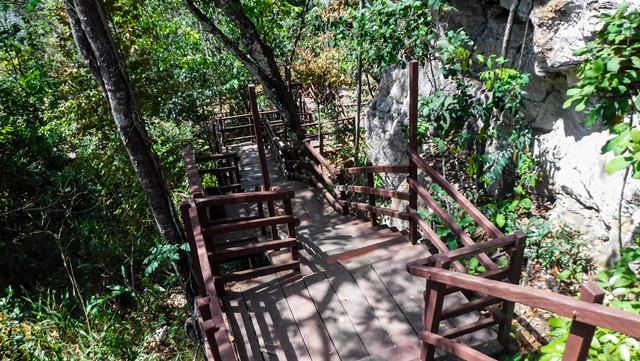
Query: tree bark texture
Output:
[[184, 0, 304, 142], [64, 0, 185, 249]]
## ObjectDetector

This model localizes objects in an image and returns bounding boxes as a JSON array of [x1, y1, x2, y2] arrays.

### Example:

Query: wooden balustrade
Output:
[[407, 259, 640, 360]]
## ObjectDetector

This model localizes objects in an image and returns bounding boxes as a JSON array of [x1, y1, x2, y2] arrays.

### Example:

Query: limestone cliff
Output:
[[365, 0, 640, 261]]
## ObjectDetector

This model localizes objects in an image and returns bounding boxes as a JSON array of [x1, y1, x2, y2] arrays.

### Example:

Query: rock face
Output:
[[365, 0, 640, 262]]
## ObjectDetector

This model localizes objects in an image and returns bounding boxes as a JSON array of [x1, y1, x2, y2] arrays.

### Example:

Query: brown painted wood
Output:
[[440, 317, 498, 339], [420, 331, 497, 361], [220, 260, 300, 283], [241, 276, 312, 360], [222, 292, 262, 360], [213, 238, 298, 261], [366, 167, 378, 226], [280, 275, 341, 360], [303, 272, 370, 359], [441, 296, 502, 321], [182, 146, 205, 197], [194, 190, 293, 207], [308, 160, 337, 189], [498, 233, 526, 349], [195, 152, 239, 162], [563, 282, 606, 361], [407, 267, 640, 340], [408, 61, 419, 246], [304, 141, 337, 175], [408, 178, 497, 271], [407, 147, 504, 239], [202, 215, 296, 235], [347, 185, 411, 200], [183, 200, 237, 360], [339, 201, 410, 221], [406, 207, 466, 273], [341, 165, 411, 174]]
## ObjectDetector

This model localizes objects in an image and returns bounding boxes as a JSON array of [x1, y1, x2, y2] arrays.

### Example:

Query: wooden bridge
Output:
[[180, 63, 640, 361]]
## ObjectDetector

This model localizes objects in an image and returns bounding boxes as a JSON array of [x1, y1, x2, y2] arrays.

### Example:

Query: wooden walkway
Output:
[[221, 144, 495, 361]]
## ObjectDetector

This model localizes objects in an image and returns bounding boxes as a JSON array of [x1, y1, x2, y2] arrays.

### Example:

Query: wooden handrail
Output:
[[182, 146, 205, 198], [339, 200, 410, 220], [407, 266, 640, 341], [341, 165, 410, 174], [304, 141, 337, 175], [213, 109, 278, 121], [194, 190, 294, 207], [346, 185, 411, 201], [407, 147, 504, 239], [408, 177, 498, 271], [195, 153, 239, 162], [184, 201, 237, 361]]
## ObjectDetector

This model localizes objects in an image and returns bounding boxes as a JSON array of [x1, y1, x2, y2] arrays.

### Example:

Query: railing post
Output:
[[337, 172, 349, 216], [562, 282, 606, 361], [421, 255, 450, 361], [249, 84, 279, 239], [497, 232, 526, 349], [366, 162, 378, 226], [282, 196, 300, 265], [408, 60, 419, 245]]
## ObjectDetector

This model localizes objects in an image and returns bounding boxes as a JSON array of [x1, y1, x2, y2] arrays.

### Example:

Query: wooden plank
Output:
[[222, 292, 262, 360], [324, 263, 419, 360], [407, 147, 503, 239], [213, 238, 298, 261], [407, 267, 640, 340], [280, 275, 341, 360], [195, 190, 293, 207], [347, 185, 411, 201], [303, 272, 370, 360], [345, 262, 420, 350], [420, 332, 496, 361], [406, 207, 466, 273], [304, 141, 337, 175], [220, 260, 299, 283], [563, 283, 606, 361], [242, 276, 312, 360], [408, 178, 497, 271], [182, 146, 205, 197], [339, 201, 410, 221], [341, 165, 411, 174], [440, 317, 499, 339], [203, 215, 296, 235], [196, 152, 239, 162], [441, 296, 502, 320]]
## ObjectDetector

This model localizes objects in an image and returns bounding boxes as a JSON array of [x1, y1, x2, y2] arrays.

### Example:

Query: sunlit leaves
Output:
[[563, 2, 640, 179]]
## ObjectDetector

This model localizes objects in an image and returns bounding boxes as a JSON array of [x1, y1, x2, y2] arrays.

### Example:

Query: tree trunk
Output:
[[184, 0, 304, 142], [64, 0, 185, 251]]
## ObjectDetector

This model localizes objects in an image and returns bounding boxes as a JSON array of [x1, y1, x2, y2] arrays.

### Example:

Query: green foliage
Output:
[[340, 0, 449, 78], [416, 27, 535, 202], [522, 219, 590, 282], [536, 246, 640, 361], [563, 2, 640, 178]]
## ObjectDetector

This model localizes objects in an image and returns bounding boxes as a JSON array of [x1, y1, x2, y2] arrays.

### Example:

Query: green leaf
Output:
[[593, 59, 605, 75], [519, 198, 532, 210], [605, 157, 631, 174], [607, 57, 621, 72], [496, 213, 506, 228], [575, 98, 589, 112]]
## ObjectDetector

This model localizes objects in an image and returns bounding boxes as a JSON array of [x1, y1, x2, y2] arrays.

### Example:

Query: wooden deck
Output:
[[220, 144, 495, 360]]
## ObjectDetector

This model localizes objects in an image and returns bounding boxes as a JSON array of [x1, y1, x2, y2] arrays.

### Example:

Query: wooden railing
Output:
[[407, 253, 640, 361], [182, 146, 242, 196], [338, 165, 411, 225], [180, 199, 237, 361]]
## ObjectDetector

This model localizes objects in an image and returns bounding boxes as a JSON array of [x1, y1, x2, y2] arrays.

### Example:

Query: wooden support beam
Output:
[[562, 283, 606, 361], [408, 60, 419, 245]]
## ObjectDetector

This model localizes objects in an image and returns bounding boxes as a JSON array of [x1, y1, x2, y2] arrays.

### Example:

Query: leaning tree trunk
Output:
[[184, 0, 304, 142], [64, 0, 185, 253]]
